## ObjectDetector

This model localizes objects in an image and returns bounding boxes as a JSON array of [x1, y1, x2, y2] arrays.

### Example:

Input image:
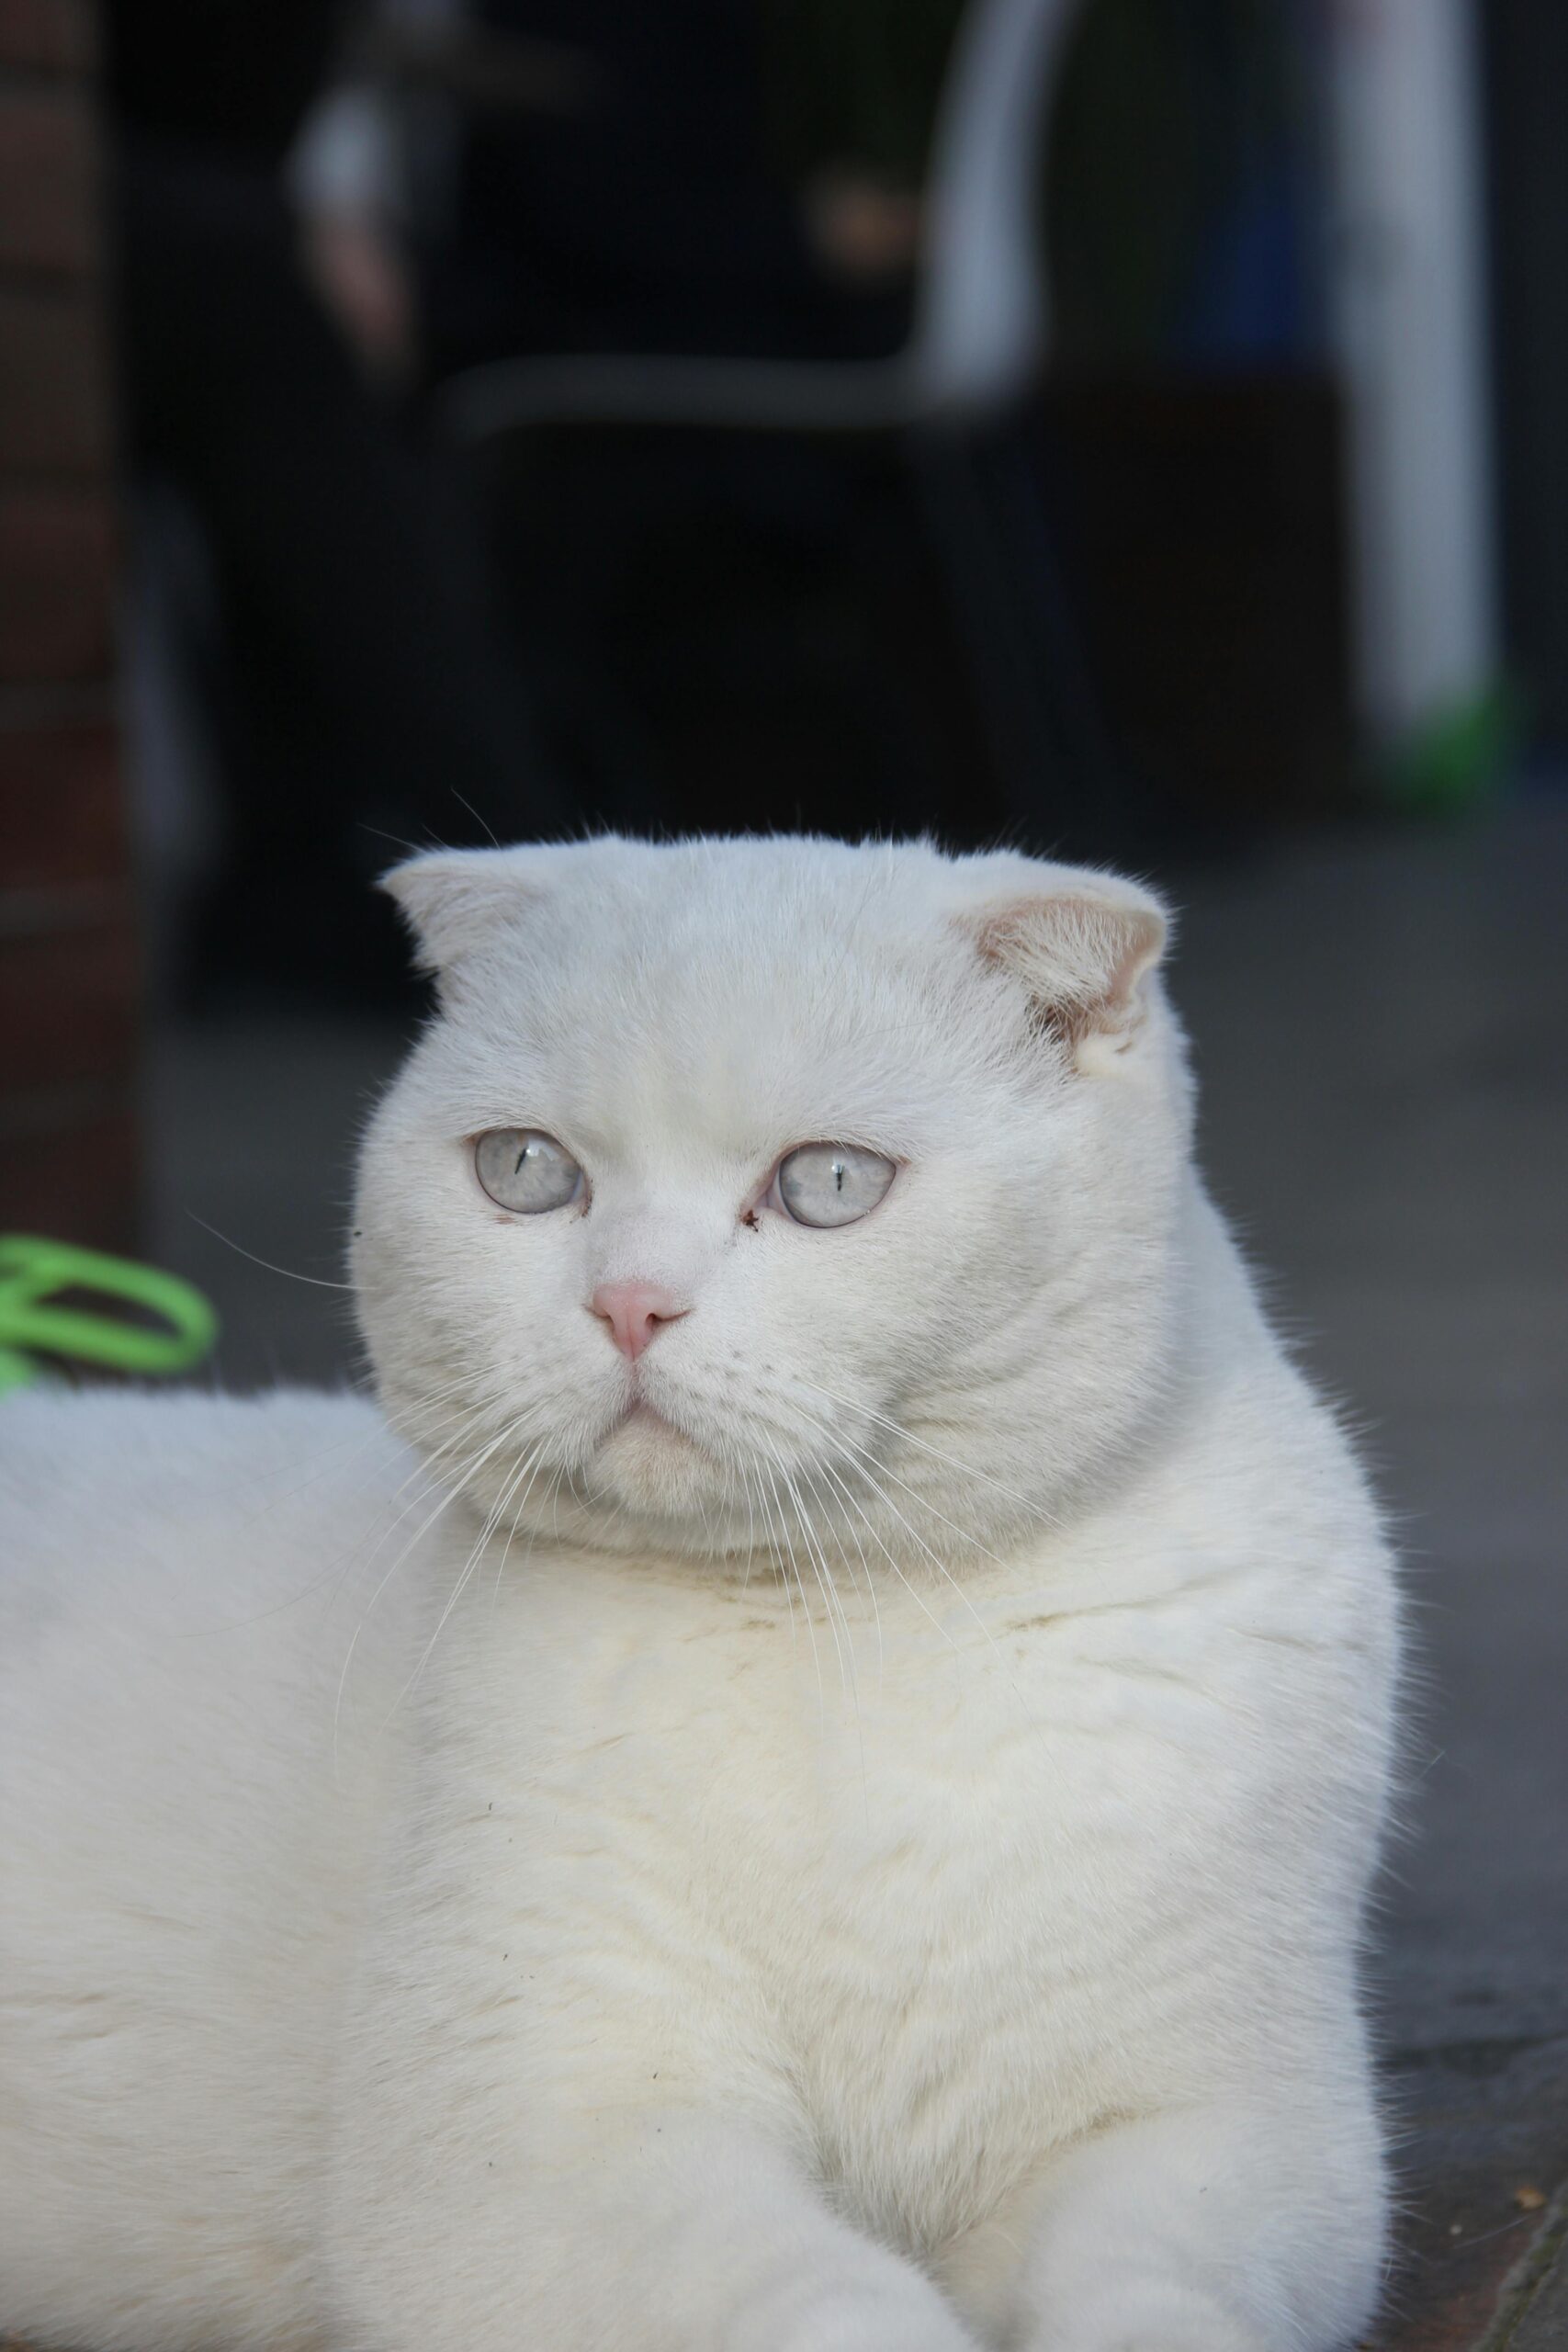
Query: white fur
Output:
[[0, 838, 1399, 2352]]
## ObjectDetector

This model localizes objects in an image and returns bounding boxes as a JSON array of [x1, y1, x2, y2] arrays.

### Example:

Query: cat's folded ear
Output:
[[955, 869, 1169, 1063], [380, 847, 547, 975]]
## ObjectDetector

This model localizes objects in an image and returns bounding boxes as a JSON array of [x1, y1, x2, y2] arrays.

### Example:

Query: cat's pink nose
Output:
[[590, 1280, 688, 1363]]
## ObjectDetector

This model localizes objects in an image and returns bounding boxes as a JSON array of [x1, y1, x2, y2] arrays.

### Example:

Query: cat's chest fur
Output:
[[364, 1529, 1292, 2256]]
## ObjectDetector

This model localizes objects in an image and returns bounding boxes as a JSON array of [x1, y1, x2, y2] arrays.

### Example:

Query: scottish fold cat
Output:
[[0, 837, 1398, 2352]]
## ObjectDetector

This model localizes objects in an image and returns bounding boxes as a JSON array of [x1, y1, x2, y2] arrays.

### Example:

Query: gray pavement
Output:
[[143, 802, 1568, 2350], [1174, 808, 1568, 2347]]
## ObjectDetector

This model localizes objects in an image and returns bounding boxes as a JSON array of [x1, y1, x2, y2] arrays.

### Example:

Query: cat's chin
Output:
[[587, 1401, 724, 1521]]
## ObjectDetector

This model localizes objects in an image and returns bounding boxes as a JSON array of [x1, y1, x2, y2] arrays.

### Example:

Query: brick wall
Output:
[[0, 0, 141, 1250]]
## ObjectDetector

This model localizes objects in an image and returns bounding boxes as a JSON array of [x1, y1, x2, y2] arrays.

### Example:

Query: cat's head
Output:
[[353, 836, 1192, 1571]]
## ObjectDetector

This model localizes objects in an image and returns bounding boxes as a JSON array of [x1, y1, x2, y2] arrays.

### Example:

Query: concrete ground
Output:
[[1168, 805, 1568, 2351], [142, 801, 1568, 2350]]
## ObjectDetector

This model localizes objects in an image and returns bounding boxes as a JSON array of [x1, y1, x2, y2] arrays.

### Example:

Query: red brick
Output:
[[0, 1097, 141, 1253], [0, 718, 126, 884], [0, 86, 98, 276], [0, 286, 110, 474], [0, 910, 139, 1091], [0, 0, 95, 73], [0, 487, 116, 682]]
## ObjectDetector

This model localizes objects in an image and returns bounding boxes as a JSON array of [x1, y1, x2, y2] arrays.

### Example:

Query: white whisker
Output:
[[387, 1428, 546, 1722], [803, 1453, 883, 1688], [792, 1373, 1060, 1531], [332, 1410, 538, 1776], [812, 1453, 967, 1661], [761, 1453, 818, 1712], [817, 1432, 1018, 1686], [186, 1214, 355, 1290], [781, 1451, 855, 1709]]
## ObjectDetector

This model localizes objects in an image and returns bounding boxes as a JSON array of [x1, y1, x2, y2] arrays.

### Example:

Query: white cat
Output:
[[0, 837, 1399, 2352]]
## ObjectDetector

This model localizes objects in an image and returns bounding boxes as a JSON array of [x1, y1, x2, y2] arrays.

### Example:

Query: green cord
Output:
[[0, 1236, 219, 1391]]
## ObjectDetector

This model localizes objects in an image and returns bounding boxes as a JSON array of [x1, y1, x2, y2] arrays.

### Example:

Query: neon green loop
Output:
[[0, 1236, 219, 1388]]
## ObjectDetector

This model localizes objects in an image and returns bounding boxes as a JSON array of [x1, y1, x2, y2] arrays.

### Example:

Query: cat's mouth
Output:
[[604, 1394, 703, 1453], [578, 1389, 724, 1522]]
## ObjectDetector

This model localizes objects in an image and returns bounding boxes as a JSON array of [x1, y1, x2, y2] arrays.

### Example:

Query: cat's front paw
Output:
[[1038, 2300, 1266, 2352], [799, 2324, 979, 2352], [770, 2287, 980, 2352], [1086, 2335, 1264, 2352]]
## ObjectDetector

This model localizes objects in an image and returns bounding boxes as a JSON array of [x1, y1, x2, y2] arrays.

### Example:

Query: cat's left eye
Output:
[[474, 1128, 583, 1214], [774, 1142, 896, 1228]]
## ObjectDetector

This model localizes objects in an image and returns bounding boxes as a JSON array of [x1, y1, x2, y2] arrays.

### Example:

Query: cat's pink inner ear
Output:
[[379, 849, 539, 975], [964, 892, 1167, 1051]]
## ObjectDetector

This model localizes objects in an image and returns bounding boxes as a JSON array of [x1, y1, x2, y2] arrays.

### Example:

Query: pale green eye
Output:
[[775, 1142, 896, 1228], [474, 1128, 583, 1214]]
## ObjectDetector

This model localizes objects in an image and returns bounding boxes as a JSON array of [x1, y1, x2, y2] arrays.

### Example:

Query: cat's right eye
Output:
[[474, 1128, 584, 1215]]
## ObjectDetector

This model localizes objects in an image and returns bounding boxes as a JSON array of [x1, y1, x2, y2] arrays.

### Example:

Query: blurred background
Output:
[[1, 3, 1564, 2344]]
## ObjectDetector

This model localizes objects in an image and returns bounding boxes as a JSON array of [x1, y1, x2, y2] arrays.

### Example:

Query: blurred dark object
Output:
[[1046, 372, 1353, 826], [87, 0, 1366, 1033], [423, 0, 909, 380], [0, 0, 142, 1251], [1044, 0, 1316, 368], [106, 0, 564, 1006], [442, 0, 1348, 853], [102, 0, 342, 166], [764, 0, 964, 188], [441, 0, 1134, 857], [115, 139, 561, 1001], [485, 426, 1015, 846], [1483, 0, 1568, 760], [353, 17, 594, 119]]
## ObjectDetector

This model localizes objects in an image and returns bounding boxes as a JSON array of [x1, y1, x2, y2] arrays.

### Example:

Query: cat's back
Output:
[[3, 1383, 388, 1607], [0, 1383, 420, 1805], [0, 1385, 423, 2349]]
